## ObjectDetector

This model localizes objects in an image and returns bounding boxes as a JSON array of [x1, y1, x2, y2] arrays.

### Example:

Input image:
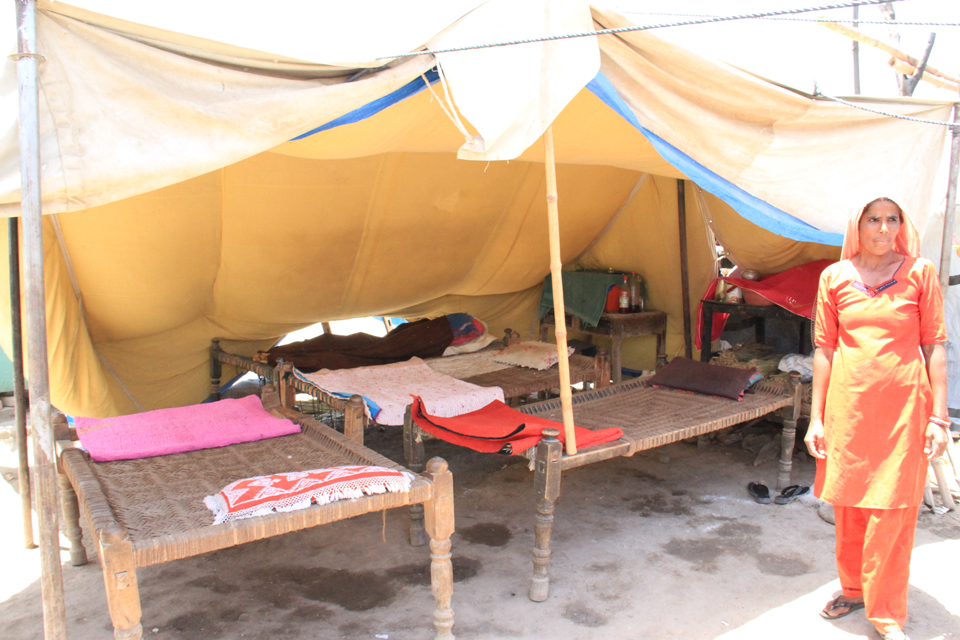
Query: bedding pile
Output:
[[297, 357, 504, 426], [257, 316, 454, 371], [257, 314, 496, 371]]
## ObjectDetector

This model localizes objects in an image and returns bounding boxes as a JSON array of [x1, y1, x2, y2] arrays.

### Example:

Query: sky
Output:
[[6, 2, 956, 102], [613, 0, 960, 101]]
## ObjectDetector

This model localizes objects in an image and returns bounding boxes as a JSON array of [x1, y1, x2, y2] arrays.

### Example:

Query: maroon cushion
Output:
[[645, 357, 757, 401]]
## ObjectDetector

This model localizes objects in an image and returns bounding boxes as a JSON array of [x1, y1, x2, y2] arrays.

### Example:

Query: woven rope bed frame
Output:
[[403, 375, 802, 603], [55, 388, 456, 640], [210, 338, 609, 447], [433, 352, 609, 401]]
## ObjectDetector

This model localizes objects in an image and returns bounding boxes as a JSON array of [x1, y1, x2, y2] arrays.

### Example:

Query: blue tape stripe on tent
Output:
[[289, 66, 840, 245], [292, 69, 440, 141], [586, 74, 843, 246]]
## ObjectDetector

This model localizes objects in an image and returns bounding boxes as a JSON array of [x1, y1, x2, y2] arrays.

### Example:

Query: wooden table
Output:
[[699, 300, 811, 362], [540, 310, 667, 384]]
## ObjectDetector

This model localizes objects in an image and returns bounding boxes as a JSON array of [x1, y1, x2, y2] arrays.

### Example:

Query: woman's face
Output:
[[858, 201, 902, 258]]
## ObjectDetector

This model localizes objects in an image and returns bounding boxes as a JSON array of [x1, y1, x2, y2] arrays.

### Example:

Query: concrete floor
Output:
[[1, 405, 958, 640]]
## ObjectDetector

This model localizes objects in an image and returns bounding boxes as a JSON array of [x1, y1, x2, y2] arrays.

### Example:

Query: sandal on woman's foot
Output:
[[879, 631, 908, 640], [819, 595, 865, 619], [747, 482, 771, 504]]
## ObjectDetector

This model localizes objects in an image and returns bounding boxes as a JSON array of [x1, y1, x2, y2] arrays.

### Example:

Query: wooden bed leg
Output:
[[658, 445, 671, 464], [279, 363, 297, 409], [423, 457, 456, 640], [595, 348, 611, 388], [57, 472, 87, 566], [529, 428, 562, 602], [777, 372, 803, 490], [404, 406, 429, 547], [656, 331, 667, 370], [53, 413, 87, 566], [209, 338, 222, 401], [99, 526, 143, 640], [344, 395, 365, 446]]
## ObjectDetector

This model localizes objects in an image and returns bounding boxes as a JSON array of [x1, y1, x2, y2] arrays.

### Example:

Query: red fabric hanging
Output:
[[695, 259, 833, 349]]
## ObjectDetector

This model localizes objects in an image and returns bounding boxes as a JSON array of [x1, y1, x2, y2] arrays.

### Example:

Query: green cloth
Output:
[[539, 272, 626, 327]]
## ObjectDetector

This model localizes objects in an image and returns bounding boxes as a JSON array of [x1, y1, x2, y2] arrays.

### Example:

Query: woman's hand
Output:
[[805, 419, 827, 459], [925, 422, 950, 461]]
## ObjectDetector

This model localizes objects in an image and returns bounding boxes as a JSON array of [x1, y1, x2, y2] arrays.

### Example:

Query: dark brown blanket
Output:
[[260, 317, 455, 372]]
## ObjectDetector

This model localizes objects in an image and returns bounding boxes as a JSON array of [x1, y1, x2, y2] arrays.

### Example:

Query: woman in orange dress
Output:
[[805, 197, 949, 640]]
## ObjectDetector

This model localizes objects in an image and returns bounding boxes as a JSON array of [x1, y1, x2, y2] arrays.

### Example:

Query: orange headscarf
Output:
[[840, 197, 920, 260]]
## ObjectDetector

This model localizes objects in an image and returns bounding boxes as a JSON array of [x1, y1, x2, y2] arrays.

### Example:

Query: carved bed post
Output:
[[529, 428, 562, 602], [209, 338, 222, 401], [52, 413, 86, 566], [99, 525, 143, 640], [595, 348, 611, 388], [403, 405, 429, 547], [423, 457, 456, 640], [278, 363, 297, 409], [344, 395, 366, 446], [778, 371, 803, 489]]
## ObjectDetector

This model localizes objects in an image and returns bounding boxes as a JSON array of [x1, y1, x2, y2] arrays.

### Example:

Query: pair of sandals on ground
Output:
[[747, 481, 809, 504], [820, 596, 909, 640]]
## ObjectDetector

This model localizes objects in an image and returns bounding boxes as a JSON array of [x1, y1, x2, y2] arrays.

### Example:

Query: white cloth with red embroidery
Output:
[[204, 465, 414, 525]]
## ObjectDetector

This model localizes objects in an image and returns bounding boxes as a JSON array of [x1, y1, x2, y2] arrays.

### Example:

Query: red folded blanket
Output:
[[410, 396, 623, 455]]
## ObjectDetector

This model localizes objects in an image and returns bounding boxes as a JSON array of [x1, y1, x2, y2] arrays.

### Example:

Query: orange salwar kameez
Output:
[[814, 256, 946, 635]]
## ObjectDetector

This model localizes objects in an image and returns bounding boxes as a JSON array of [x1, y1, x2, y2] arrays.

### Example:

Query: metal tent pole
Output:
[[13, 1, 67, 638], [543, 126, 577, 455], [9, 216, 35, 549], [940, 104, 959, 294]]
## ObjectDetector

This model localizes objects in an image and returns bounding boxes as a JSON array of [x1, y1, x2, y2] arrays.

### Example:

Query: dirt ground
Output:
[[1, 404, 958, 640]]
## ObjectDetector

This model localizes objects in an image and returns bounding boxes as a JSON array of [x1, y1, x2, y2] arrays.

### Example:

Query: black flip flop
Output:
[[747, 482, 771, 504], [775, 485, 810, 504]]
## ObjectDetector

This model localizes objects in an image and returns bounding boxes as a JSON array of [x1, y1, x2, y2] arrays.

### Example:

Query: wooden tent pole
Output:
[[14, 1, 67, 638], [677, 179, 693, 359], [940, 104, 959, 295], [543, 126, 577, 456], [9, 216, 35, 549]]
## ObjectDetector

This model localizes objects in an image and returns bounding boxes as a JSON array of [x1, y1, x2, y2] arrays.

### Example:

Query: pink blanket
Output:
[[74, 395, 301, 462]]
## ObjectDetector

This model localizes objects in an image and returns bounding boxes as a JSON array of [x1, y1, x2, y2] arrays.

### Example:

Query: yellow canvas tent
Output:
[[0, 2, 954, 418]]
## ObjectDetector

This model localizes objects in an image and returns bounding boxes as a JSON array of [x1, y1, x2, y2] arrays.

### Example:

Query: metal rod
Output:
[[14, 1, 67, 638], [543, 126, 577, 456], [941, 102, 959, 294], [9, 216, 35, 549], [677, 179, 692, 359], [852, 5, 860, 94]]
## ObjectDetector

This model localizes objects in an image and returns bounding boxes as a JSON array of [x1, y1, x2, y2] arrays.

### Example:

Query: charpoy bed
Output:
[[210, 339, 370, 443], [402, 374, 802, 602], [55, 386, 456, 640], [210, 338, 610, 445]]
